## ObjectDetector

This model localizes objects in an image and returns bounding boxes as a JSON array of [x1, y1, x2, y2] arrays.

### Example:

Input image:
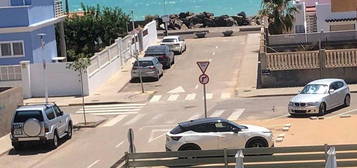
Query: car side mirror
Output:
[[329, 89, 335, 94], [232, 127, 240, 133]]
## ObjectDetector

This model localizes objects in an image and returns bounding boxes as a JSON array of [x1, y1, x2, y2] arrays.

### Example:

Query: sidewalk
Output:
[[24, 55, 155, 107]]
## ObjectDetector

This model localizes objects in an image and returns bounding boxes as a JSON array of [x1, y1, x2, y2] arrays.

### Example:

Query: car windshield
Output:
[[133, 61, 153, 67], [14, 110, 44, 122], [163, 38, 176, 42], [300, 84, 328, 94]]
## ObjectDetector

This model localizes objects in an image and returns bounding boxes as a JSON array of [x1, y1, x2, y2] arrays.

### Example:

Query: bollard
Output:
[[235, 150, 244, 168]]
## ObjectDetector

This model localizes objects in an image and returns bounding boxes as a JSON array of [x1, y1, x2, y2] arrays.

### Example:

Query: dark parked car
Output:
[[144, 45, 174, 69]]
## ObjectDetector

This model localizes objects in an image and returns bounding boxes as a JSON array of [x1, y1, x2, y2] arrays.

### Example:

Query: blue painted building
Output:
[[0, 0, 66, 65]]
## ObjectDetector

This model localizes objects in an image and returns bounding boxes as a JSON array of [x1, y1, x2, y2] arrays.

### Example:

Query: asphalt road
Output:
[[2, 33, 357, 168]]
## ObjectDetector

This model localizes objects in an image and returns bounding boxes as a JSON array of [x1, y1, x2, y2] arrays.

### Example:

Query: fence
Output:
[[111, 144, 357, 168], [0, 65, 22, 81], [262, 48, 357, 71]]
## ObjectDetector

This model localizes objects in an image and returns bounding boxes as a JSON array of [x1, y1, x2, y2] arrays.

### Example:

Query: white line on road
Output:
[[210, 110, 225, 117], [208, 58, 212, 62], [327, 109, 357, 119], [168, 94, 179, 101], [115, 141, 124, 148], [268, 114, 290, 120], [88, 112, 138, 116], [188, 114, 201, 121], [101, 115, 127, 127], [195, 84, 199, 89], [82, 104, 146, 108], [151, 113, 164, 121], [220, 93, 231, 100], [124, 114, 146, 126], [76, 109, 140, 113], [150, 95, 162, 103], [227, 108, 245, 121], [216, 46, 219, 49], [212, 52, 216, 55], [205, 93, 213, 100], [87, 160, 100, 168], [185, 93, 196, 101]]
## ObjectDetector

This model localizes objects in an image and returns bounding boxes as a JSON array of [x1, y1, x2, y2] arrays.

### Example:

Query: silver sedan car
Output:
[[288, 79, 350, 116], [131, 57, 163, 81]]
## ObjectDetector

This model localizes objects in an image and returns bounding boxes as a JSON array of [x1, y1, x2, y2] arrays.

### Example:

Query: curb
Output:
[[73, 119, 106, 129], [0, 147, 11, 157]]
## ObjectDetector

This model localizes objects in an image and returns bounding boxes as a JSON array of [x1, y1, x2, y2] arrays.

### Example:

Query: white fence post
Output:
[[20, 61, 32, 98], [116, 37, 123, 67], [325, 146, 337, 168], [235, 150, 244, 168]]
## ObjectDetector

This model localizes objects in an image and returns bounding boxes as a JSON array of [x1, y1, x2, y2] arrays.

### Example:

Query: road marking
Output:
[[205, 93, 213, 100], [151, 113, 164, 121], [185, 93, 196, 101], [150, 95, 162, 102], [101, 115, 127, 127], [210, 110, 225, 117], [87, 160, 100, 168], [124, 114, 145, 126], [227, 108, 245, 121], [188, 114, 201, 121], [220, 93, 231, 99], [148, 129, 170, 143], [168, 94, 179, 101], [89, 112, 138, 116], [208, 58, 213, 62], [168, 86, 185, 93], [115, 141, 124, 148], [268, 114, 290, 120], [75, 103, 145, 116], [76, 109, 140, 114], [212, 52, 216, 55], [195, 85, 199, 89], [327, 109, 357, 119], [81, 104, 146, 108], [216, 46, 219, 49]]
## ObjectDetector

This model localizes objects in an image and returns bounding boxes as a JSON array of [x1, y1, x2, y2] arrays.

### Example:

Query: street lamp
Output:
[[37, 33, 48, 104]]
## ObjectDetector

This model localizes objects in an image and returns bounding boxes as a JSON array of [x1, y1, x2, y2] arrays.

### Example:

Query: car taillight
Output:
[[171, 136, 182, 141], [148, 66, 155, 69], [45, 125, 49, 132], [160, 55, 167, 59]]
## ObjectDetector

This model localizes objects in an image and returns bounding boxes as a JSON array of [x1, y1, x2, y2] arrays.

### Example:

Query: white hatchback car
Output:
[[160, 36, 186, 54], [166, 118, 273, 151], [288, 78, 350, 116]]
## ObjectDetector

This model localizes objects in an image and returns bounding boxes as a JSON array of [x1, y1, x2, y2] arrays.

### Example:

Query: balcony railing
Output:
[[54, 0, 64, 17]]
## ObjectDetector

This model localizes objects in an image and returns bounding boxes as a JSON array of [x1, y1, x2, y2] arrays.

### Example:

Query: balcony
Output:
[[54, 0, 64, 17]]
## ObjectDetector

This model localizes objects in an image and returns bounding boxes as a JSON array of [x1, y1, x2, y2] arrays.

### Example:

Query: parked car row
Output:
[[131, 36, 187, 81]]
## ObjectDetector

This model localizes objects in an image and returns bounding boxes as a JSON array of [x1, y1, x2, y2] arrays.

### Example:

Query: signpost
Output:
[[197, 61, 210, 118]]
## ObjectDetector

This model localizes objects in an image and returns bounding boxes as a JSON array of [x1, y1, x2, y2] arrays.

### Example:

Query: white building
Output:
[[292, 0, 357, 33]]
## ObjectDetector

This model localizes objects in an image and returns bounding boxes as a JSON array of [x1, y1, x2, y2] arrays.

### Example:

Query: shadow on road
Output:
[[7, 139, 67, 156]]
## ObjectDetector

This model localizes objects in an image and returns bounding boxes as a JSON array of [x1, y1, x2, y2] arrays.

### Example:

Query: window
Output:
[[330, 24, 355, 31], [0, 41, 24, 57], [336, 82, 345, 89], [295, 25, 305, 33], [53, 106, 62, 117], [14, 111, 44, 122], [190, 123, 216, 133], [301, 84, 328, 94], [215, 122, 236, 132], [45, 107, 55, 120]]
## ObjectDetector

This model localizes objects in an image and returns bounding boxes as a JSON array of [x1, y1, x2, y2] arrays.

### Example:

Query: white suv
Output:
[[166, 118, 273, 151], [160, 36, 186, 54], [10, 103, 73, 150]]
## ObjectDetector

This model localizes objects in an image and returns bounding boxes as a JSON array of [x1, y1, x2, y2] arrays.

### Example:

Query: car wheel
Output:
[[49, 131, 59, 149], [167, 62, 171, 69], [172, 57, 175, 64], [12, 142, 23, 151], [246, 139, 268, 148], [319, 103, 326, 116], [155, 73, 160, 81], [66, 122, 73, 140], [344, 94, 351, 107]]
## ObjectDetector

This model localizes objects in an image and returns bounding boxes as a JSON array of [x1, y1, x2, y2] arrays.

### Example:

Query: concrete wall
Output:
[[30, 62, 89, 97], [0, 31, 33, 65], [31, 25, 58, 63], [261, 67, 357, 88], [0, 87, 23, 137]]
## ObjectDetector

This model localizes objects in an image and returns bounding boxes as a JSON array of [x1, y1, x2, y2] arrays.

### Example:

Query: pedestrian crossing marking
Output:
[[188, 114, 201, 121], [75, 103, 145, 116], [185, 93, 196, 101], [227, 108, 245, 121], [168, 94, 179, 101], [150, 95, 162, 102], [205, 93, 213, 100], [124, 114, 146, 126], [101, 115, 127, 127], [220, 93, 231, 99], [210, 110, 225, 118]]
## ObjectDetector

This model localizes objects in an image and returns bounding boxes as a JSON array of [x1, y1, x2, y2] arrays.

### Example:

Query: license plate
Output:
[[14, 129, 22, 135]]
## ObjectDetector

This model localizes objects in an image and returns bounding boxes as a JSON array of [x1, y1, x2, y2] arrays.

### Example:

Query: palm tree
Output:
[[259, 0, 298, 34]]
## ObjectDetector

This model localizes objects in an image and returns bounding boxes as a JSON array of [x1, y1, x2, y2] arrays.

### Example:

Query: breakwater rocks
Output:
[[149, 11, 259, 30]]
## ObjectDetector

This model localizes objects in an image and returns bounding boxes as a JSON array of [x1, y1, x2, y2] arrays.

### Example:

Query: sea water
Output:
[[69, 0, 261, 20]]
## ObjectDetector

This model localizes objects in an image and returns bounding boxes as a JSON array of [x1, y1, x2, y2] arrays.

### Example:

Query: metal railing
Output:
[[0, 65, 21, 81], [111, 144, 357, 168], [265, 51, 320, 70]]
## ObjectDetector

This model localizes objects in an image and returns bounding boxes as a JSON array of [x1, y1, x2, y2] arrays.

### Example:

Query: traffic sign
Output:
[[199, 74, 209, 84], [197, 61, 210, 74]]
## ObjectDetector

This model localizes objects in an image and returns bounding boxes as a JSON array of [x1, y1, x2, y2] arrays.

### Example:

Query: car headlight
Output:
[[306, 102, 320, 106]]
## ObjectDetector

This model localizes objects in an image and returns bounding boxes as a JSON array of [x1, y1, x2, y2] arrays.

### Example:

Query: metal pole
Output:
[[136, 56, 145, 93], [80, 70, 87, 125], [203, 84, 207, 118], [38, 34, 48, 104], [131, 10, 144, 93]]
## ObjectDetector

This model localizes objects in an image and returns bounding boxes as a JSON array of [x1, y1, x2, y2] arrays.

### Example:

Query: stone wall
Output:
[[0, 87, 23, 137]]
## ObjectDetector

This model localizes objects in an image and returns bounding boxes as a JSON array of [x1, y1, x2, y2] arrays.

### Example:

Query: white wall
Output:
[[30, 63, 89, 97], [316, 3, 357, 31], [142, 21, 158, 51], [0, 81, 22, 88]]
